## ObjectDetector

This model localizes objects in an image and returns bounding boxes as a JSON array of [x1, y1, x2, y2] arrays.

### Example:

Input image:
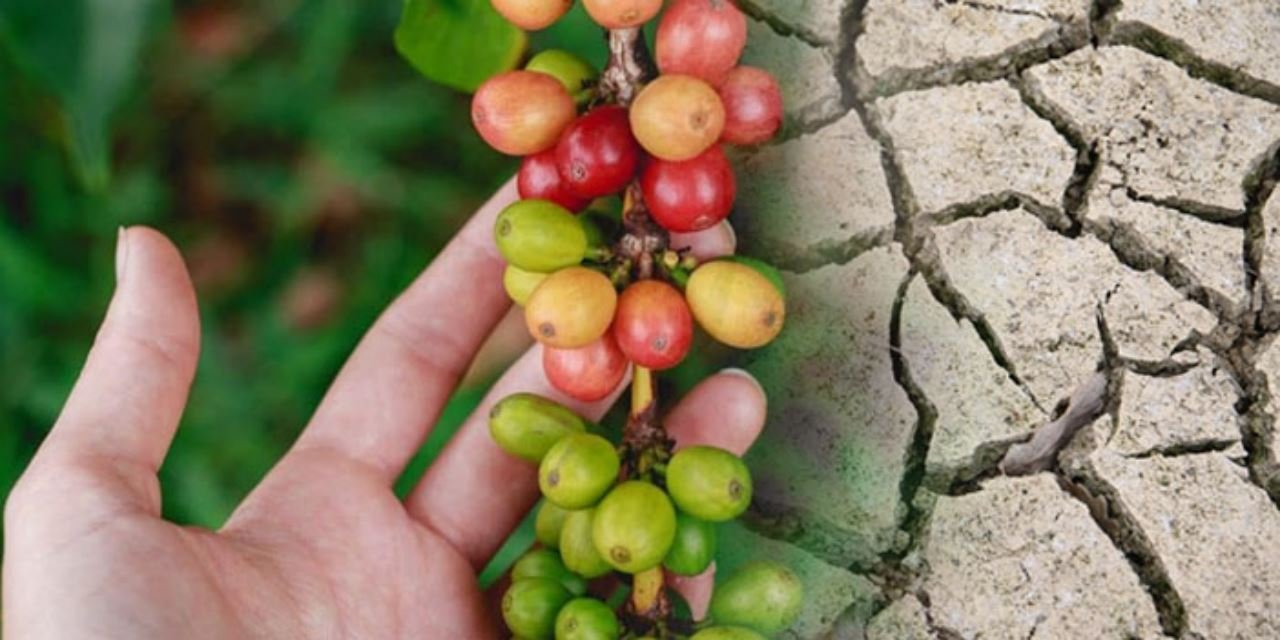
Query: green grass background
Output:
[[0, 0, 602, 526]]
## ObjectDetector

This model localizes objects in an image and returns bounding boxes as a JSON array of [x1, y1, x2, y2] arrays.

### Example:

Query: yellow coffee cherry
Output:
[[525, 266, 617, 348], [685, 260, 785, 349]]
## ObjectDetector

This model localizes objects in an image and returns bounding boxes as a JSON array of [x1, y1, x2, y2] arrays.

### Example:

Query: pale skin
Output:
[[1, 179, 765, 639]]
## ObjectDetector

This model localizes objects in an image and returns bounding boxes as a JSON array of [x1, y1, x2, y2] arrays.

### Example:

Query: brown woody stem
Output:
[[602, 25, 676, 634], [599, 28, 658, 107], [601, 28, 665, 454]]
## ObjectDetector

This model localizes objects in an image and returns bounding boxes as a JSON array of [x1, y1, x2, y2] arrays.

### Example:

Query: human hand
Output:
[[1, 179, 764, 639]]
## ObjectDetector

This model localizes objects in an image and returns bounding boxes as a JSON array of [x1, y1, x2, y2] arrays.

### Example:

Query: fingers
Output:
[[461, 307, 533, 387], [663, 369, 767, 618], [33, 227, 201, 512], [669, 566, 716, 621], [668, 221, 736, 262], [288, 179, 519, 482], [665, 369, 767, 455], [405, 345, 627, 569]]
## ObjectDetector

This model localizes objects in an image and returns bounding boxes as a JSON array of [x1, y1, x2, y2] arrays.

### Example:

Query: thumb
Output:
[[35, 226, 201, 512]]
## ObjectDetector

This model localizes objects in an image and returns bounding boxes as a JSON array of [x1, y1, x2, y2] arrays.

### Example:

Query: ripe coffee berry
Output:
[[519, 151, 592, 212], [719, 66, 784, 145], [543, 334, 629, 402], [630, 74, 726, 161], [685, 259, 785, 349], [613, 280, 694, 370], [524, 267, 618, 349], [655, 0, 748, 86], [581, 0, 663, 29], [555, 106, 642, 199], [490, 0, 573, 31], [472, 71, 575, 156], [642, 145, 736, 233]]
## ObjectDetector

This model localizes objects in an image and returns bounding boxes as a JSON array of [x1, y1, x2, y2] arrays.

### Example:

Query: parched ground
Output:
[[723, 1, 1280, 638]]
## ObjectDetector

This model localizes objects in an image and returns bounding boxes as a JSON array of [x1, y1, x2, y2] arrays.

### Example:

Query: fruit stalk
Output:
[[599, 30, 668, 459], [621, 364, 670, 466], [599, 28, 658, 106], [617, 184, 666, 281], [600, 26, 679, 631]]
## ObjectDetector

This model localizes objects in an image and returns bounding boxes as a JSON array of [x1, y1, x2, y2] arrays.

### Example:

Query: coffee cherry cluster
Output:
[[474, 1, 797, 638], [479, 48, 786, 395], [490, 394, 802, 640], [475, 0, 783, 235]]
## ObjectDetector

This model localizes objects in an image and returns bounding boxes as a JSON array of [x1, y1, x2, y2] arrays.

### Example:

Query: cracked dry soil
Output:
[[722, 1, 1280, 638]]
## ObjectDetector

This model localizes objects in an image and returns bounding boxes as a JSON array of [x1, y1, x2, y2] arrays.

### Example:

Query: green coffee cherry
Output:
[[539, 433, 620, 509], [502, 578, 573, 640], [663, 512, 717, 576], [511, 549, 587, 596], [504, 265, 549, 307], [489, 393, 587, 463], [709, 561, 804, 636], [689, 626, 767, 640], [495, 200, 588, 273], [526, 49, 597, 105], [535, 501, 570, 549], [554, 597, 619, 640], [666, 446, 753, 522], [591, 481, 677, 574], [560, 508, 613, 579]]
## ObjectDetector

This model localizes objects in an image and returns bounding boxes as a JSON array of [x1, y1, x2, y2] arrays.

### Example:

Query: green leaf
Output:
[[0, 0, 162, 190], [394, 0, 527, 94]]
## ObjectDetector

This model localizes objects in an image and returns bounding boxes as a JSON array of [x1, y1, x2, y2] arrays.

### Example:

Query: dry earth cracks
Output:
[[727, 1, 1280, 638]]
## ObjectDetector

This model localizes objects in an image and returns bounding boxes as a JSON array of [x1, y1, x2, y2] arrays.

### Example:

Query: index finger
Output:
[[288, 178, 520, 482]]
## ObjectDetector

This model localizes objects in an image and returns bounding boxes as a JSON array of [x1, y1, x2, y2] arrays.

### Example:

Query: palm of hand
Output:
[[9, 447, 491, 637], [3, 183, 761, 639]]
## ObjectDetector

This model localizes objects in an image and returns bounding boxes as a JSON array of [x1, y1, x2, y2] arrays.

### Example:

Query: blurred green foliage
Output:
[[0, 0, 725, 591]]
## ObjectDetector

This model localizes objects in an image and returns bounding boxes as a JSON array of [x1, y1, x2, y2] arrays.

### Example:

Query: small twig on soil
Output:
[[1001, 371, 1110, 475]]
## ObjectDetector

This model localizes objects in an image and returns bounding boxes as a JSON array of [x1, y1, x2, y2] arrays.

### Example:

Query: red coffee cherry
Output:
[[555, 106, 642, 199], [719, 66, 783, 145], [614, 280, 694, 370], [641, 145, 736, 233], [655, 0, 748, 87]]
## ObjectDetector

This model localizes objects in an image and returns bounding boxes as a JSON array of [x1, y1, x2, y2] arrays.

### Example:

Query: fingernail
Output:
[[719, 367, 764, 397], [115, 226, 130, 284]]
